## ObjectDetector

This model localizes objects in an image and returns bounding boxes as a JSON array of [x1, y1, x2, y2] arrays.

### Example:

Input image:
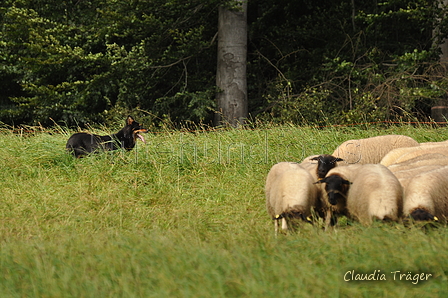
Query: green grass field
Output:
[[1, 123, 448, 297]]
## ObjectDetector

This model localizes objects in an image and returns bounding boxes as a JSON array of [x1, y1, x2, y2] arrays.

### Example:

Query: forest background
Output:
[[2, 0, 448, 128]]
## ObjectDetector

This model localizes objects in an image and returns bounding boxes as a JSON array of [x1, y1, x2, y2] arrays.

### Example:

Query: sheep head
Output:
[[280, 210, 313, 224], [310, 154, 344, 179], [315, 174, 351, 205], [410, 208, 439, 222]]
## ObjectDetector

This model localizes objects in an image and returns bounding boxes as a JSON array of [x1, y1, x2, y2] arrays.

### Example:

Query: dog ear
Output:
[[126, 116, 135, 125]]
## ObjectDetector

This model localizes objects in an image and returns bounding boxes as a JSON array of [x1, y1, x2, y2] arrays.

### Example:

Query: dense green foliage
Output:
[[1, 0, 448, 126], [1, 124, 448, 296]]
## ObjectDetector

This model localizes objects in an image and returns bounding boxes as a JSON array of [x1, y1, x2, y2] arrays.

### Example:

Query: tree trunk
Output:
[[439, 0, 448, 63], [214, 1, 248, 127], [434, 0, 448, 110]]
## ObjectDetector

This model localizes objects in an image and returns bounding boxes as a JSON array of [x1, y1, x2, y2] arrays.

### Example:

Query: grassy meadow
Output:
[[1, 122, 448, 297]]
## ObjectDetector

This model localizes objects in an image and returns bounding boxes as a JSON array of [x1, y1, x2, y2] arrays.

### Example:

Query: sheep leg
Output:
[[324, 209, 333, 231], [281, 218, 288, 231], [274, 219, 279, 237]]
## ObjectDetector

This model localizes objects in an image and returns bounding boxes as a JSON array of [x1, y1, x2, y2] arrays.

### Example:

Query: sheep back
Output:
[[265, 162, 302, 209], [268, 167, 318, 218], [388, 153, 448, 174], [393, 145, 448, 165], [389, 153, 448, 190], [419, 140, 448, 146], [381, 144, 448, 167], [333, 135, 419, 165]]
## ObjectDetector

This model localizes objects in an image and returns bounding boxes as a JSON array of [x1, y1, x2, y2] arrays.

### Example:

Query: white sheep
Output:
[[388, 153, 448, 191], [316, 164, 403, 225], [391, 146, 448, 165], [264, 156, 339, 226], [403, 165, 448, 221], [265, 164, 319, 234], [332, 135, 419, 165], [395, 167, 443, 191], [419, 140, 448, 146], [380, 146, 422, 167], [388, 153, 448, 174], [380, 144, 448, 167], [265, 162, 302, 202]]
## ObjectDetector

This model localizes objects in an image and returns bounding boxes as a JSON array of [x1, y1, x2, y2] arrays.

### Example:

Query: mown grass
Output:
[[1, 123, 448, 297]]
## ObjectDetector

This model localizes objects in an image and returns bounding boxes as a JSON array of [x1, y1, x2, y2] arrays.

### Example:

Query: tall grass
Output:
[[1, 124, 448, 297]]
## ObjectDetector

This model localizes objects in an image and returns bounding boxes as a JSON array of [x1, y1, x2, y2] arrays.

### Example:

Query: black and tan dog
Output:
[[66, 116, 148, 158]]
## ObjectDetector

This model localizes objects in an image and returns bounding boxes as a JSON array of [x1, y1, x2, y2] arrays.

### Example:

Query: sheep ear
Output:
[[335, 158, 344, 162], [314, 178, 325, 184], [310, 156, 319, 161], [342, 179, 352, 185]]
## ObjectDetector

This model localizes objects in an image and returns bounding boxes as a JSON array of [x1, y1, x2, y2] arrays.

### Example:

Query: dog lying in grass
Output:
[[66, 116, 148, 158]]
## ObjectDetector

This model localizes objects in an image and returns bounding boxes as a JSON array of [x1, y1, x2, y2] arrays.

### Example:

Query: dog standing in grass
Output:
[[66, 116, 148, 158]]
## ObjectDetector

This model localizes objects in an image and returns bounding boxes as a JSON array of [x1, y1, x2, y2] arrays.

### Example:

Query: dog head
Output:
[[126, 116, 148, 143], [119, 116, 148, 150]]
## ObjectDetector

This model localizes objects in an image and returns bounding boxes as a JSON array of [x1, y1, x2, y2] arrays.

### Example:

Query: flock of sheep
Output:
[[265, 134, 448, 234]]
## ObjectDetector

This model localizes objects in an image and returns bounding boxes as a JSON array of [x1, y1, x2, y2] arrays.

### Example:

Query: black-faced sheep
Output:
[[332, 135, 419, 165], [316, 164, 403, 225], [265, 164, 319, 234], [403, 166, 448, 222], [300, 154, 344, 179], [300, 155, 344, 228]]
